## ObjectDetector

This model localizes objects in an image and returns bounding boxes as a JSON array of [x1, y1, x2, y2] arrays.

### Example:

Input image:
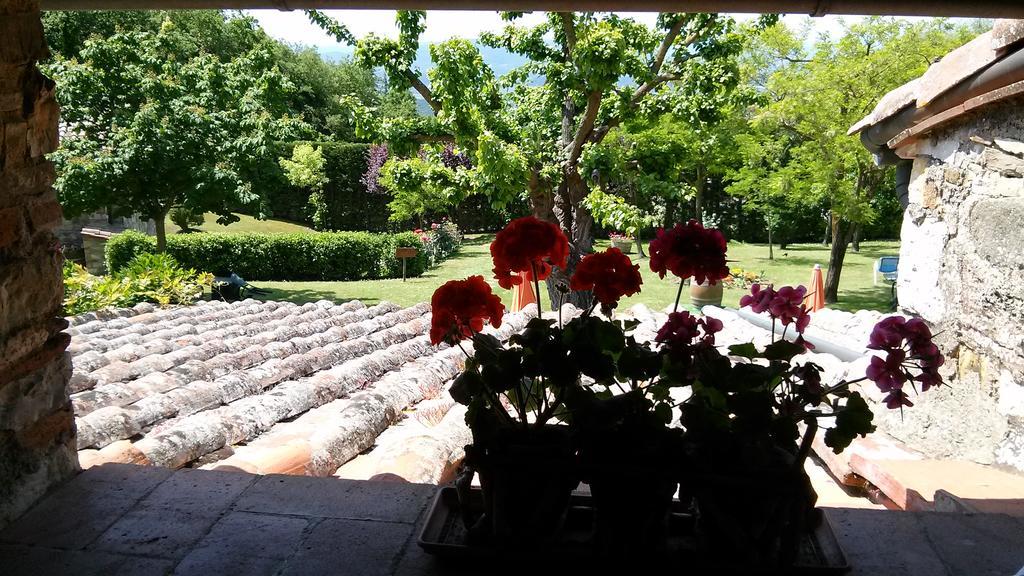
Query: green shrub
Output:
[[105, 229, 428, 281], [63, 254, 212, 315], [415, 219, 462, 267], [169, 206, 205, 231]]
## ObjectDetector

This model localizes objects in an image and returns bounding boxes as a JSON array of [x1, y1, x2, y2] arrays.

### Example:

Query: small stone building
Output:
[[851, 19, 1024, 472]]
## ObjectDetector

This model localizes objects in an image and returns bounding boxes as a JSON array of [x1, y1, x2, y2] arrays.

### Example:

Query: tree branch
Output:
[[404, 70, 440, 114], [567, 90, 603, 164], [559, 12, 576, 56], [587, 17, 709, 147]]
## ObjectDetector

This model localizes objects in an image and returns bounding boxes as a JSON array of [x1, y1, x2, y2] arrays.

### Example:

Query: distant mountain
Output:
[[318, 42, 529, 117], [316, 42, 528, 79]]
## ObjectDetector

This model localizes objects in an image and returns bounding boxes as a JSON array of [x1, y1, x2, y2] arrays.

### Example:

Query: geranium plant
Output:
[[427, 216, 945, 561]]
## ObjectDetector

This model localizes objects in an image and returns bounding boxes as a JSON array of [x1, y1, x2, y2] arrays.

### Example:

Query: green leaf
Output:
[[763, 339, 807, 362], [728, 342, 760, 359], [824, 392, 876, 454]]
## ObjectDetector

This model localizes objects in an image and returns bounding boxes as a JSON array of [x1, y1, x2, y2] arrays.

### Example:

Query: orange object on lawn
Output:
[[510, 270, 537, 312], [804, 264, 826, 312]]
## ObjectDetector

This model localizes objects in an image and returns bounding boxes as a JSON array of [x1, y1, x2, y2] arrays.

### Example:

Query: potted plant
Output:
[[675, 282, 945, 569], [434, 216, 579, 545], [609, 231, 634, 254]]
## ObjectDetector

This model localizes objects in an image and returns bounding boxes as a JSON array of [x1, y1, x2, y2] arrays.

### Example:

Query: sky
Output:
[[247, 10, 856, 48]]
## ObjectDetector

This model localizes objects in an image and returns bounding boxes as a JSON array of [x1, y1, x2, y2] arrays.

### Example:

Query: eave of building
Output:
[[37, 0, 1024, 17], [889, 78, 1024, 158]]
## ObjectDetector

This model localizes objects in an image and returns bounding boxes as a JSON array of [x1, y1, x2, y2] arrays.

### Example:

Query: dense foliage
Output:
[[725, 17, 983, 301], [47, 16, 308, 252], [105, 230, 430, 281], [310, 11, 764, 308], [266, 141, 522, 233], [63, 254, 211, 315], [279, 143, 330, 230]]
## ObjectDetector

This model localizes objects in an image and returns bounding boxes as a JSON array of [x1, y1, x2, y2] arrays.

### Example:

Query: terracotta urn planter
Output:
[[610, 237, 634, 254], [689, 279, 723, 308]]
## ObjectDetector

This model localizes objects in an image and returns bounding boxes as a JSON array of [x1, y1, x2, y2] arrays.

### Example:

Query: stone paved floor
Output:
[[1, 464, 1022, 575]]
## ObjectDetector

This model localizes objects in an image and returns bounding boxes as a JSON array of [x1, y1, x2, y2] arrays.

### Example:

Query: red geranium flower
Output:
[[429, 276, 505, 345], [491, 216, 569, 289], [648, 220, 729, 285], [569, 248, 642, 309]]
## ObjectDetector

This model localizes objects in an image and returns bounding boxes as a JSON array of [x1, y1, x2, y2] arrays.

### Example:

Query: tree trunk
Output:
[[694, 164, 706, 224], [823, 217, 854, 304], [768, 226, 774, 260], [547, 168, 594, 311], [822, 212, 831, 246], [154, 209, 168, 252], [527, 167, 555, 223], [663, 198, 678, 229], [851, 223, 862, 252]]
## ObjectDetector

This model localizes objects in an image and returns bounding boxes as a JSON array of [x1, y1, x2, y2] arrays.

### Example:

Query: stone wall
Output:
[[894, 98, 1024, 472], [58, 210, 154, 264], [0, 1, 78, 528]]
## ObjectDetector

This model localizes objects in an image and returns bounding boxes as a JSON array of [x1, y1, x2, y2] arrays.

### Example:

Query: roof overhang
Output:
[[37, 0, 1024, 17]]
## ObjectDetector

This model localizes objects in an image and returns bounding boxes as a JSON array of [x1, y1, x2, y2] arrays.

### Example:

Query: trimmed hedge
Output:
[[106, 230, 428, 281]]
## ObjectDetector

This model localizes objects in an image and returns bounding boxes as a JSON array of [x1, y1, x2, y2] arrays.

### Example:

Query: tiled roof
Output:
[[850, 19, 1024, 151], [70, 297, 887, 485], [71, 299, 534, 478]]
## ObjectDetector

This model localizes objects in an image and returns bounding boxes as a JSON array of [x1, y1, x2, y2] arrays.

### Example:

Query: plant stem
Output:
[[673, 278, 684, 313], [531, 261, 543, 315], [823, 376, 868, 395]]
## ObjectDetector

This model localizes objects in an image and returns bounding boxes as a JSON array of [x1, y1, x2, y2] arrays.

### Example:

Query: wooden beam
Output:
[[38, 0, 1024, 18]]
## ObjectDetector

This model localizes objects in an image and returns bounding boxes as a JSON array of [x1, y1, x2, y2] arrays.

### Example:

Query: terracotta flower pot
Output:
[[689, 279, 723, 308], [460, 425, 578, 545], [610, 238, 634, 254], [690, 437, 819, 569], [583, 429, 679, 559]]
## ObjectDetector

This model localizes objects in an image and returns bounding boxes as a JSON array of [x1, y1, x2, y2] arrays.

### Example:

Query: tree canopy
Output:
[[726, 17, 983, 301], [47, 18, 308, 251], [311, 10, 765, 306]]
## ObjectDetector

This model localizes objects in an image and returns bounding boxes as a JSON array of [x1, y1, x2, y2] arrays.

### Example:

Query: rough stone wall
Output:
[[0, 1, 78, 528], [57, 210, 154, 262], [894, 99, 1024, 472]]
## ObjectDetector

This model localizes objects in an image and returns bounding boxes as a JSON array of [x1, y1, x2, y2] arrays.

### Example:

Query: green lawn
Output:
[[168, 212, 314, 235], [258, 234, 900, 313]]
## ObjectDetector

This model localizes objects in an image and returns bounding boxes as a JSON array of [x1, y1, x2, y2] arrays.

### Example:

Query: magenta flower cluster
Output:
[[865, 317, 944, 409], [656, 310, 723, 349], [739, 284, 813, 347]]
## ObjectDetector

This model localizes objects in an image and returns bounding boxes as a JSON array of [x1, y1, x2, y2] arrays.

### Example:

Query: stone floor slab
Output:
[[185, 511, 310, 560], [91, 506, 224, 560], [279, 518, 415, 576], [0, 465, 173, 550], [233, 475, 435, 523], [173, 547, 288, 576], [0, 544, 174, 576], [827, 508, 976, 576], [918, 512, 1024, 575], [134, 467, 256, 515]]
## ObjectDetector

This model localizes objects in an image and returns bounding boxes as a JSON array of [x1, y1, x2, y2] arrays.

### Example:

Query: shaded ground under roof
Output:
[[1, 463, 1022, 575]]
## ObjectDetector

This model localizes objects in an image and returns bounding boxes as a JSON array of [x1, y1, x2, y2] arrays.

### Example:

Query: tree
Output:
[[279, 143, 330, 229], [731, 18, 979, 303], [47, 19, 307, 252], [310, 10, 757, 308]]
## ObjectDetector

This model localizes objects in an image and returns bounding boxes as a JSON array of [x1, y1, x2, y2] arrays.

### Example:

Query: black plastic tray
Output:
[[417, 486, 850, 574]]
